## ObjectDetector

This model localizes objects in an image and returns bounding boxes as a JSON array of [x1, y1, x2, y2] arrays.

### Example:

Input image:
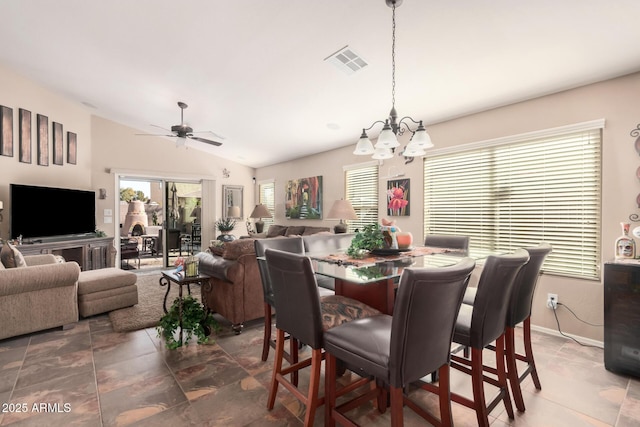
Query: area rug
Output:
[[109, 272, 201, 332]]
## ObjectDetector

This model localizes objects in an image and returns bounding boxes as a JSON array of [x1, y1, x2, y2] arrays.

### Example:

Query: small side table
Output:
[[159, 269, 211, 313]]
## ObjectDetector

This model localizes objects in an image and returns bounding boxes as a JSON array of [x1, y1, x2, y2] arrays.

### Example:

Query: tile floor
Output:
[[0, 307, 638, 426]]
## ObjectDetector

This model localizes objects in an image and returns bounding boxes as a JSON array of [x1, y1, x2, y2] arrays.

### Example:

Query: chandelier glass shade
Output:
[[354, 0, 433, 159]]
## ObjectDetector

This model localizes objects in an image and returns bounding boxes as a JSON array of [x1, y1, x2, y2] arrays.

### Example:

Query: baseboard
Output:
[[528, 324, 604, 349]]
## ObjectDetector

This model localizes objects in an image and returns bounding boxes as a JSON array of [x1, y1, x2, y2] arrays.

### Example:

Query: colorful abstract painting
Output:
[[285, 175, 323, 219], [387, 178, 410, 216]]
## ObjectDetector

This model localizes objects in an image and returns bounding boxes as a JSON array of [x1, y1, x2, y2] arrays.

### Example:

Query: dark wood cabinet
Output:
[[15, 237, 115, 271], [604, 262, 640, 378]]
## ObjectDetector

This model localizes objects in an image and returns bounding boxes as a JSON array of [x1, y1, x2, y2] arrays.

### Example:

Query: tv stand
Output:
[[15, 236, 115, 271]]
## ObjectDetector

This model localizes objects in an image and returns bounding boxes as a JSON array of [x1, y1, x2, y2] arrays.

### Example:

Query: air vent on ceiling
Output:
[[324, 46, 368, 75]]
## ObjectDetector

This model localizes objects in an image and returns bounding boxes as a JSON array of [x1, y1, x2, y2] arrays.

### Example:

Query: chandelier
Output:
[[353, 0, 433, 160]]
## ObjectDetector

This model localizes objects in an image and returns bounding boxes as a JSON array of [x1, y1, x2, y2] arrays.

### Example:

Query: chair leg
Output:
[[262, 303, 272, 361], [505, 326, 526, 412], [325, 353, 337, 427], [524, 317, 542, 390], [303, 349, 323, 427], [389, 386, 404, 427], [495, 335, 515, 419], [470, 347, 490, 427], [267, 329, 285, 410], [290, 337, 299, 387], [437, 365, 453, 427]]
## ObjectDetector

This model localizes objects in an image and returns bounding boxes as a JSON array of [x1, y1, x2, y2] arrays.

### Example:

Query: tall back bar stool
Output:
[[324, 258, 476, 427], [449, 249, 529, 427], [255, 237, 307, 363], [264, 248, 379, 427], [463, 243, 552, 412], [424, 234, 470, 254]]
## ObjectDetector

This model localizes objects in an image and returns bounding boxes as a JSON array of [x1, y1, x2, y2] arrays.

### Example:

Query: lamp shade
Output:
[[250, 204, 272, 219], [227, 206, 240, 218], [327, 199, 358, 221], [353, 133, 375, 155]]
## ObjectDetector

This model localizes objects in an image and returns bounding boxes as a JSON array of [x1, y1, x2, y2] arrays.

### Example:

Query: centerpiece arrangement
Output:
[[346, 224, 386, 258], [215, 217, 237, 242]]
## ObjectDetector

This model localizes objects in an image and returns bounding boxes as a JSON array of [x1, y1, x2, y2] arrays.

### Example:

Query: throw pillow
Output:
[[284, 226, 306, 236], [1, 243, 26, 268], [222, 238, 257, 260], [302, 226, 331, 235], [12, 246, 26, 268], [0, 244, 16, 268], [266, 225, 288, 238]]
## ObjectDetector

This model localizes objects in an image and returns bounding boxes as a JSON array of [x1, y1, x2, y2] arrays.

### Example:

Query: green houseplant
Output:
[[156, 295, 218, 350], [346, 223, 385, 258], [215, 217, 237, 233]]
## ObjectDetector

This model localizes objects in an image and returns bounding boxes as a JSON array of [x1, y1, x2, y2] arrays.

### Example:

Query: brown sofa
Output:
[[0, 253, 80, 340], [196, 227, 341, 334], [249, 224, 331, 239]]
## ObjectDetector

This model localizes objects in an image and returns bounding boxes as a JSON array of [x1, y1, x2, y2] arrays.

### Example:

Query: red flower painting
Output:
[[387, 179, 410, 216]]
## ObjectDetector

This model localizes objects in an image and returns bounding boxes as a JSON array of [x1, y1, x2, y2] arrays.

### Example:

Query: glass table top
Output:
[[309, 248, 501, 285]]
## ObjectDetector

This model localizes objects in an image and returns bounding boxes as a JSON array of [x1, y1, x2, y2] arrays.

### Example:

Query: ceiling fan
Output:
[[137, 101, 224, 146]]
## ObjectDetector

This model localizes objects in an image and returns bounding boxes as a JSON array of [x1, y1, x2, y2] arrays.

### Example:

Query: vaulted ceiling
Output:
[[2, 0, 640, 168]]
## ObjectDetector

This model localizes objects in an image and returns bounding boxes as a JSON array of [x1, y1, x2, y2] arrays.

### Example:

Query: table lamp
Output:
[[227, 206, 241, 218], [250, 204, 272, 233], [327, 199, 358, 233]]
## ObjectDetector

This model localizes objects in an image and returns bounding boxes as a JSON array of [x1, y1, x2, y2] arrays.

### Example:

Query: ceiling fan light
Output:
[[372, 147, 394, 160], [353, 131, 375, 155]]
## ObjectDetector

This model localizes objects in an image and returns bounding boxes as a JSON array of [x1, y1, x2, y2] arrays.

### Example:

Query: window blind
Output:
[[424, 128, 602, 280], [259, 181, 275, 230], [346, 164, 379, 232]]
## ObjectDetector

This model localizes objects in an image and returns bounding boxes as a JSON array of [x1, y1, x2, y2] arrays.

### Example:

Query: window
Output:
[[259, 181, 275, 230], [424, 122, 602, 280], [345, 162, 379, 232]]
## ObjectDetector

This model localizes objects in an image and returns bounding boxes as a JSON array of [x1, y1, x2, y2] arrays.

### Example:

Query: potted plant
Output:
[[346, 223, 385, 258], [157, 295, 218, 350], [215, 218, 237, 242]]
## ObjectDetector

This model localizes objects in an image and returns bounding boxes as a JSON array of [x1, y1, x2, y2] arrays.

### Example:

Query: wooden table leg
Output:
[[335, 278, 395, 315]]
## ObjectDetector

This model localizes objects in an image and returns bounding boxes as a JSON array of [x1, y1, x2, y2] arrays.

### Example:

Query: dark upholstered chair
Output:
[[264, 249, 379, 427], [324, 258, 476, 427], [424, 234, 470, 253], [462, 243, 552, 412], [256, 237, 332, 365], [302, 233, 355, 291], [449, 249, 529, 427]]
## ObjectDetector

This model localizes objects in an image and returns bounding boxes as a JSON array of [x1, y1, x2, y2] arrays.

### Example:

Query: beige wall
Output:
[[0, 63, 256, 248], [257, 71, 640, 342]]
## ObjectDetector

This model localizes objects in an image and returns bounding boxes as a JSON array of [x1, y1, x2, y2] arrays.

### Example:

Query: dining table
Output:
[[307, 246, 501, 315]]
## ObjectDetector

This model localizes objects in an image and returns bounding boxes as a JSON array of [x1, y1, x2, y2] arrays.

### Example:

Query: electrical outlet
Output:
[[546, 293, 558, 309]]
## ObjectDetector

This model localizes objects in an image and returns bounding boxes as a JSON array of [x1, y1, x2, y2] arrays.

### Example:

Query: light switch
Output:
[[104, 216, 113, 224], [104, 209, 112, 216]]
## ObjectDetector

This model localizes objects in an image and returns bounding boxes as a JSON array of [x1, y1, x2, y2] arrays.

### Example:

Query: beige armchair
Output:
[[0, 254, 80, 340]]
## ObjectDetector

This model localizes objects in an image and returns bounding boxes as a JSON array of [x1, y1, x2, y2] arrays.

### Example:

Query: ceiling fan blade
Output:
[[189, 136, 223, 146], [150, 124, 173, 132], [135, 133, 174, 137], [191, 130, 226, 140]]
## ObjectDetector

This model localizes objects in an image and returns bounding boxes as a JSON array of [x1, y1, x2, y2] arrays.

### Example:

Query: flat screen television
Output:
[[10, 184, 96, 241]]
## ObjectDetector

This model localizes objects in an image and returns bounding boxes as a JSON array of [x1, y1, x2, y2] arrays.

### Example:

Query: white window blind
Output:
[[346, 164, 379, 232], [424, 128, 602, 280], [259, 181, 275, 230]]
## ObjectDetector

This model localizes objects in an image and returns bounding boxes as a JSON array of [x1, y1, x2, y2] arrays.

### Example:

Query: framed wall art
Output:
[[387, 178, 410, 216], [37, 114, 49, 166], [53, 122, 63, 165], [19, 108, 32, 163], [285, 175, 323, 219], [67, 131, 77, 164], [0, 105, 13, 157]]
